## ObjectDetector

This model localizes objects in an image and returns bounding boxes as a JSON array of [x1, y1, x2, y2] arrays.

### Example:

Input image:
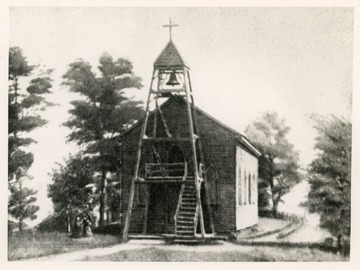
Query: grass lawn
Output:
[[9, 231, 348, 262], [8, 231, 121, 261], [81, 246, 347, 262]]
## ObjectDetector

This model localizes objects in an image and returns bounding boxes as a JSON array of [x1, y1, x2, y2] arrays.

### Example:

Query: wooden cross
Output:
[[163, 18, 178, 40]]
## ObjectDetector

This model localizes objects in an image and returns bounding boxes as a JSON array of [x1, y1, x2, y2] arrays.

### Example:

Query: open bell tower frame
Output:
[[122, 19, 215, 241]]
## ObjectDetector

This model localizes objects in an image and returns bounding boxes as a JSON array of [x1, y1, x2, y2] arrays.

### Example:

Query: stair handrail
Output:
[[193, 204, 199, 235], [174, 181, 186, 233]]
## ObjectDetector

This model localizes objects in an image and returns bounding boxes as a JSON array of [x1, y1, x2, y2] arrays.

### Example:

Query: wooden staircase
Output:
[[174, 181, 200, 243]]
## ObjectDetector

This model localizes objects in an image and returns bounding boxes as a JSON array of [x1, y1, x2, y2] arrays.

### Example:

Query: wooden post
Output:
[[122, 70, 156, 240], [153, 103, 158, 138], [187, 70, 216, 234], [184, 67, 206, 238]]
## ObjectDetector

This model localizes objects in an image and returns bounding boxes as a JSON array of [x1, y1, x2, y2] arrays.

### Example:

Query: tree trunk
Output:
[[272, 195, 280, 217], [337, 234, 343, 254], [66, 211, 71, 233], [106, 209, 110, 224], [272, 203, 278, 217], [272, 188, 283, 218], [99, 168, 107, 227]]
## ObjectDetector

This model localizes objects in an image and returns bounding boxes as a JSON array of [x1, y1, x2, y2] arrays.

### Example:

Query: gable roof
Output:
[[154, 40, 189, 69], [120, 95, 261, 158], [194, 105, 261, 157]]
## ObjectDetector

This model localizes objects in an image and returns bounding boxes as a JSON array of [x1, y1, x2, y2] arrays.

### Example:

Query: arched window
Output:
[[238, 167, 242, 205], [252, 174, 256, 204], [243, 170, 247, 205], [206, 164, 218, 205], [248, 173, 252, 204]]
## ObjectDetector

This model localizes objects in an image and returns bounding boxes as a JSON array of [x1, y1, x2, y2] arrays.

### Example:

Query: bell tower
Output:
[[122, 19, 215, 241]]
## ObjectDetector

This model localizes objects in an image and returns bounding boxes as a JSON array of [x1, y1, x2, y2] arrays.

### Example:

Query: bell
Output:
[[166, 71, 180, 86]]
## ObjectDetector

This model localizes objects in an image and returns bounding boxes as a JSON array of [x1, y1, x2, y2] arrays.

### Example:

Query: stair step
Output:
[[179, 211, 196, 215], [178, 216, 194, 220], [176, 230, 195, 235], [181, 205, 195, 208], [181, 197, 196, 203], [177, 224, 194, 228], [179, 212, 196, 216], [177, 223, 193, 227], [182, 202, 196, 205], [176, 233, 195, 237], [182, 200, 196, 203], [176, 224, 194, 228], [182, 196, 196, 202], [177, 221, 193, 225], [177, 219, 194, 223], [177, 223, 194, 227], [178, 215, 194, 222], [181, 202, 196, 205], [181, 203, 196, 206], [174, 235, 196, 239], [180, 207, 196, 211], [180, 204, 196, 211]]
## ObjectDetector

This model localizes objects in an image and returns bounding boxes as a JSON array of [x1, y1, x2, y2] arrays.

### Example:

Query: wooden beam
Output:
[[183, 67, 206, 238], [150, 89, 185, 94], [156, 102, 172, 138], [136, 179, 194, 184], [187, 70, 216, 234], [153, 105, 158, 138]]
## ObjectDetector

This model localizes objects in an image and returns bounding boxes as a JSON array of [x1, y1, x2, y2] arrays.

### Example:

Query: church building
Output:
[[120, 21, 261, 241]]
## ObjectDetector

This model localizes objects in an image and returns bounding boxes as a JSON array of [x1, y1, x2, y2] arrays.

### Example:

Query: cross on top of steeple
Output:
[[163, 18, 178, 40]]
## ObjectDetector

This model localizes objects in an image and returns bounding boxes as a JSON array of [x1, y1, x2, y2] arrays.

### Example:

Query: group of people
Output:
[[71, 212, 93, 238]]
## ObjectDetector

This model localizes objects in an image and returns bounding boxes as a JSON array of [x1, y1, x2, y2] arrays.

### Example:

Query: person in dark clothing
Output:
[[71, 214, 84, 238]]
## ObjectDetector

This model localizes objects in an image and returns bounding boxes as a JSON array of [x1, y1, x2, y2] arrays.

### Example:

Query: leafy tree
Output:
[[62, 53, 144, 226], [8, 47, 53, 230], [306, 115, 351, 244], [8, 185, 39, 231], [245, 112, 301, 216], [48, 154, 96, 232]]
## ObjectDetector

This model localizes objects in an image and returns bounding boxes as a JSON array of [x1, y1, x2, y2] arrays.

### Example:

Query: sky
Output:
[[7, 7, 354, 226]]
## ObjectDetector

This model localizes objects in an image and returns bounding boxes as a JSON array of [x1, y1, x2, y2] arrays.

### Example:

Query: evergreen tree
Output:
[[306, 115, 351, 242], [62, 53, 144, 226], [245, 112, 301, 216], [8, 185, 39, 231], [8, 47, 53, 230]]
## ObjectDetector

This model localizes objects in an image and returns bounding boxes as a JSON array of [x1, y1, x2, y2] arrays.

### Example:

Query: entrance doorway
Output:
[[147, 183, 181, 234]]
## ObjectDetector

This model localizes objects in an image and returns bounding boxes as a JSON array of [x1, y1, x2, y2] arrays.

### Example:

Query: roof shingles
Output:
[[154, 40, 188, 68]]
